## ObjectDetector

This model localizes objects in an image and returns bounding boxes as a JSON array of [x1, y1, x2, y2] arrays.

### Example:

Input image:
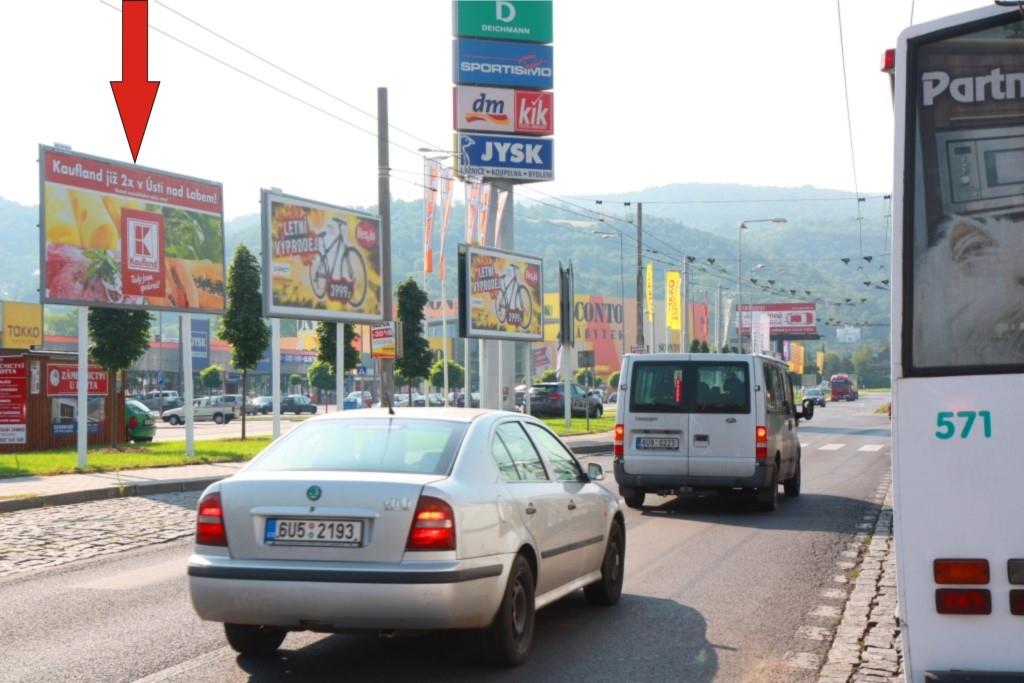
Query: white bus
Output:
[[890, 5, 1024, 680]]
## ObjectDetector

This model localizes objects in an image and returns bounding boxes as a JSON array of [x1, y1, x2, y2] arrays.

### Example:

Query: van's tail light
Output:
[[406, 496, 456, 551], [1010, 590, 1024, 616], [934, 559, 989, 585], [196, 492, 228, 546], [614, 423, 624, 459], [936, 588, 991, 615], [881, 48, 896, 73], [756, 426, 768, 460]]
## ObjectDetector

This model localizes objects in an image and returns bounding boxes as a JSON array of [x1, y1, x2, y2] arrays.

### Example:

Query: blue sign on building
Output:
[[453, 38, 553, 90], [457, 132, 554, 181], [192, 319, 210, 372]]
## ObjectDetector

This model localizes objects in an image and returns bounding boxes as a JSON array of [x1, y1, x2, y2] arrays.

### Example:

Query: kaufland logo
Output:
[[127, 217, 160, 272], [515, 91, 552, 135]]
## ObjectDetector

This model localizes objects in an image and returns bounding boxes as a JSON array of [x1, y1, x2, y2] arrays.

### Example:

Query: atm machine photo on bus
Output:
[[889, 4, 1024, 680]]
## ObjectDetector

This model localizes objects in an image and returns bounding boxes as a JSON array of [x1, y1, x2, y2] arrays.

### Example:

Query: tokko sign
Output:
[[457, 132, 553, 181], [453, 38, 553, 90], [454, 86, 553, 136]]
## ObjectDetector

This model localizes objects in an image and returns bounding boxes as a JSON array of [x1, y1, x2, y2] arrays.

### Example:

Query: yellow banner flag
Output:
[[645, 262, 654, 322], [788, 342, 805, 375], [816, 351, 825, 374], [666, 271, 681, 330]]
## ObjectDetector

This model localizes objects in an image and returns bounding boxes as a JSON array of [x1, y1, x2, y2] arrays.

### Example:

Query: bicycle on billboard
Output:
[[495, 263, 533, 330], [309, 217, 367, 307]]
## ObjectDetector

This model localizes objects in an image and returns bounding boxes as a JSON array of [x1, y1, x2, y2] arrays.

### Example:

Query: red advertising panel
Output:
[[738, 302, 817, 337], [514, 90, 553, 136], [40, 146, 225, 313], [46, 364, 109, 396], [0, 357, 27, 444], [454, 86, 554, 136]]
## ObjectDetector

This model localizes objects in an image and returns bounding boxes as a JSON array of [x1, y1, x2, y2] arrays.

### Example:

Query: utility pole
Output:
[[378, 87, 395, 402], [682, 257, 690, 350], [715, 285, 723, 351], [635, 202, 643, 348]]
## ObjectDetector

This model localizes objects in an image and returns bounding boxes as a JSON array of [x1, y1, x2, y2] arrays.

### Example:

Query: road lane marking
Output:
[[858, 444, 884, 452], [132, 646, 233, 682], [819, 443, 845, 451]]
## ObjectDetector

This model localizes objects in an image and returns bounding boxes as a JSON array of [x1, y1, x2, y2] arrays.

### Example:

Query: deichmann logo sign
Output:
[[453, 0, 553, 44], [453, 38, 553, 90], [457, 133, 553, 180], [1, 302, 43, 350], [454, 87, 554, 136]]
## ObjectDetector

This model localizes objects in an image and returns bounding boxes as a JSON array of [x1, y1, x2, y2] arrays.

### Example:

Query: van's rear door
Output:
[[688, 358, 756, 478], [623, 357, 690, 476]]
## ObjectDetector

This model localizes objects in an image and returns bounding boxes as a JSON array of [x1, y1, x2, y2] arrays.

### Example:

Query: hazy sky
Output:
[[0, 0, 992, 219]]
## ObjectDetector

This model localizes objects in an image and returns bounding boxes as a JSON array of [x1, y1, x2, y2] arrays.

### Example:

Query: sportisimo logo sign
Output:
[[453, 38, 553, 90]]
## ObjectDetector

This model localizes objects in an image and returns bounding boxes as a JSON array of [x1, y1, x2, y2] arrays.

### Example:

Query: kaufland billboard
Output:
[[738, 303, 817, 337], [454, 86, 553, 136]]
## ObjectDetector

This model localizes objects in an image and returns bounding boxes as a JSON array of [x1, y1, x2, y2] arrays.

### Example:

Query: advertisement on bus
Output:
[[261, 190, 384, 323], [40, 146, 226, 313]]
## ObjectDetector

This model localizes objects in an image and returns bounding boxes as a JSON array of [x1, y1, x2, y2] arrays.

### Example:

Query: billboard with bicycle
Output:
[[261, 190, 384, 323], [457, 244, 543, 341]]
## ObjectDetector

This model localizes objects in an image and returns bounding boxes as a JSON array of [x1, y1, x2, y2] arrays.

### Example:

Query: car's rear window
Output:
[[248, 418, 468, 475], [630, 361, 751, 414]]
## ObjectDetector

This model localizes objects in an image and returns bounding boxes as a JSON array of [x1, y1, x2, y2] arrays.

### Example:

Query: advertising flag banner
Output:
[[457, 132, 554, 181], [817, 351, 826, 374], [453, 0, 554, 43], [493, 189, 510, 246], [690, 302, 710, 343], [645, 263, 654, 322], [1, 302, 43, 349], [40, 146, 226, 313], [459, 244, 543, 341], [261, 190, 384, 323], [666, 271, 681, 331], [477, 184, 493, 245], [423, 158, 441, 275], [439, 167, 455, 282], [787, 342, 805, 374], [0, 357, 27, 444], [464, 178, 481, 243], [453, 38, 553, 90], [751, 311, 772, 355]]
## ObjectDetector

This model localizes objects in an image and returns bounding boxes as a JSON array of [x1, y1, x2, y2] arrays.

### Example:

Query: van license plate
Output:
[[636, 437, 680, 450]]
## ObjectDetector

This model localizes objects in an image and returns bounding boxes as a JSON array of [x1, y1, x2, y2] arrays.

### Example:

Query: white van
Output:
[[613, 353, 814, 511]]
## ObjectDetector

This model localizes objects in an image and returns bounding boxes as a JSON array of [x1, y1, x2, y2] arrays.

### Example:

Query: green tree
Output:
[[575, 367, 598, 386], [199, 364, 223, 396], [46, 306, 79, 337], [395, 278, 432, 404], [315, 320, 359, 376], [608, 371, 620, 390], [88, 308, 152, 447], [539, 368, 558, 382], [700, 340, 710, 353], [307, 359, 335, 408], [288, 373, 304, 391], [430, 359, 464, 391], [218, 245, 269, 440], [689, 338, 702, 352]]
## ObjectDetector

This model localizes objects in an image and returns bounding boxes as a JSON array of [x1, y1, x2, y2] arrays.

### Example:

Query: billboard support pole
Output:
[[683, 258, 690, 350], [271, 318, 281, 439], [77, 306, 88, 468], [378, 87, 395, 405], [715, 285, 722, 351], [336, 323, 345, 412], [182, 313, 194, 456], [635, 203, 644, 348], [441, 288, 450, 407]]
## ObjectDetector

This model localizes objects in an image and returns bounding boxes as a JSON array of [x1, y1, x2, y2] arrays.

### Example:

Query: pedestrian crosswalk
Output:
[[800, 441, 888, 453]]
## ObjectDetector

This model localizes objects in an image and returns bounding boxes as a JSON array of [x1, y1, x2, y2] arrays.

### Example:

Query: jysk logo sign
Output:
[[455, 87, 553, 136], [458, 133, 553, 181], [454, 1, 553, 44], [191, 318, 210, 371], [453, 38, 553, 90]]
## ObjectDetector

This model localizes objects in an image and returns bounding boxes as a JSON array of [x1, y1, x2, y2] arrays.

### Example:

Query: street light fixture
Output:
[[737, 218, 785, 351], [594, 231, 626, 357]]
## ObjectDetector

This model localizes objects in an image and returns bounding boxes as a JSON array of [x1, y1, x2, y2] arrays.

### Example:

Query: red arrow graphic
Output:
[[110, 0, 159, 162]]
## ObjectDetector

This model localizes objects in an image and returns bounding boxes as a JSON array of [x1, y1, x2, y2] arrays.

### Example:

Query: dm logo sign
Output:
[[453, 38, 553, 90], [458, 133, 554, 181]]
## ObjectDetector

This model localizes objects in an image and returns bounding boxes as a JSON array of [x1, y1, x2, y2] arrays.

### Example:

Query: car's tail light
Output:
[[936, 588, 991, 615], [128, 415, 138, 428], [934, 559, 989, 585], [614, 423, 624, 459], [196, 492, 228, 546], [406, 496, 456, 551], [549, 392, 562, 401], [756, 426, 768, 460]]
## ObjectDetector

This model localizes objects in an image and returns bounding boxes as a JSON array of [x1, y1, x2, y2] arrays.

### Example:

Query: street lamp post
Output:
[[737, 218, 785, 351], [594, 231, 626, 358]]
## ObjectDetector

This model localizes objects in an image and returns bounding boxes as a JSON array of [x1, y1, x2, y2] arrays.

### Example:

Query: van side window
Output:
[[694, 363, 751, 414], [764, 365, 787, 413]]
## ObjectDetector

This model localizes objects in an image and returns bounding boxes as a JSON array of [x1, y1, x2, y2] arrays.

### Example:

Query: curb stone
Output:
[[817, 479, 903, 683]]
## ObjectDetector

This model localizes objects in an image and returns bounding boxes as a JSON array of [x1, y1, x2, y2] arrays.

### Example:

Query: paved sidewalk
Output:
[[818, 482, 903, 683], [0, 430, 613, 514]]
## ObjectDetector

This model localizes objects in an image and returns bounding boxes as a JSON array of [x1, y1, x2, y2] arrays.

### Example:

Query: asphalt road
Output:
[[1, 393, 892, 683]]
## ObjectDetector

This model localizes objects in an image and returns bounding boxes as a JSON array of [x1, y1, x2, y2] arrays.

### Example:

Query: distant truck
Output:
[[829, 373, 858, 402]]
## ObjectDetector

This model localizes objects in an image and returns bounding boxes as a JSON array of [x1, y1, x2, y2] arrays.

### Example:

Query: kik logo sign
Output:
[[458, 133, 554, 180], [515, 91, 552, 135]]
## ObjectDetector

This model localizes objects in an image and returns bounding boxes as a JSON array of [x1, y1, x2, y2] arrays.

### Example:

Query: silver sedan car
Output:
[[188, 408, 625, 666]]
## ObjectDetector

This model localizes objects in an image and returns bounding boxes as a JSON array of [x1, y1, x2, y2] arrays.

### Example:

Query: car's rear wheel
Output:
[[168, 415, 181, 426], [214, 413, 225, 424], [585, 521, 625, 606], [757, 464, 779, 511], [487, 554, 535, 667], [622, 489, 645, 509], [224, 623, 286, 656], [783, 456, 801, 498]]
